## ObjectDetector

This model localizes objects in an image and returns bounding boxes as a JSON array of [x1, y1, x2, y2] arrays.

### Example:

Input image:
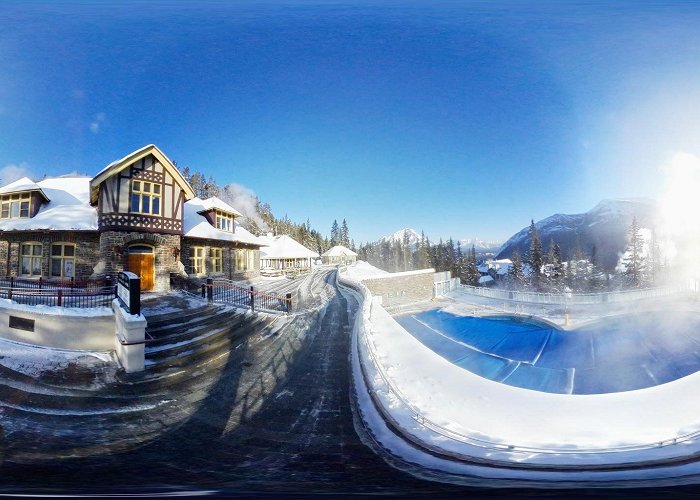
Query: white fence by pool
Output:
[[457, 284, 693, 305]]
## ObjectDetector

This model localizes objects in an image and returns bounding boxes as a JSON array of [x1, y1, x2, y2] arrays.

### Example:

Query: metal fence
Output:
[[0, 285, 117, 308], [457, 284, 689, 305], [0, 275, 115, 291], [206, 278, 292, 314]]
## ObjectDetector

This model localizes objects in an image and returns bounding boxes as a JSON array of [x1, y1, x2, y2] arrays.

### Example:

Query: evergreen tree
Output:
[[402, 230, 411, 271], [340, 219, 350, 247], [418, 231, 430, 269], [330, 220, 339, 246], [508, 248, 525, 290], [463, 245, 480, 286], [647, 228, 661, 285], [623, 216, 645, 287], [545, 238, 563, 291], [527, 220, 543, 290], [453, 241, 463, 280]]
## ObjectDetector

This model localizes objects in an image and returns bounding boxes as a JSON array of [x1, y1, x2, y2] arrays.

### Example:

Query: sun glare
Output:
[[659, 152, 700, 276]]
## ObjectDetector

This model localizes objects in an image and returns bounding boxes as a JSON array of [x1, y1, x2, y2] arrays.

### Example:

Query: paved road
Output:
[[3, 269, 699, 497], [0, 270, 464, 495]]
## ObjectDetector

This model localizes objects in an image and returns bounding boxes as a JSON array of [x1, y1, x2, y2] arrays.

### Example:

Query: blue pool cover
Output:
[[395, 309, 700, 394]]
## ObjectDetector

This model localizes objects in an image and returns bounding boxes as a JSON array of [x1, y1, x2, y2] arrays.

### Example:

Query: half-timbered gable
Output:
[[0, 144, 263, 293], [90, 144, 195, 235]]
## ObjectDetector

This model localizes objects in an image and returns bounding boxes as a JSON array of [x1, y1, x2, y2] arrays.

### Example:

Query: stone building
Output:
[[0, 144, 263, 292]]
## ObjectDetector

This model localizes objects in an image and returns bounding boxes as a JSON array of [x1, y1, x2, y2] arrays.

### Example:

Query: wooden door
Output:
[[127, 253, 155, 291]]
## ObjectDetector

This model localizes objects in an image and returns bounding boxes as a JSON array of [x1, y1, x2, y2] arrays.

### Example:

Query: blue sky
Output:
[[2, 1, 700, 244]]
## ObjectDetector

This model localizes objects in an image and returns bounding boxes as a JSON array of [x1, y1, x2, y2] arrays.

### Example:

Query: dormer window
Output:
[[1, 193, 31, 219], [131, 180, 161, 215], [215, 210, 235, 232]]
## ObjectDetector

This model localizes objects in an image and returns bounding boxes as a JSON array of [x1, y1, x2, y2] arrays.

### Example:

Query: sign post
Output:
[[117, 271, 141, 316], [114, 271, 146, 373]]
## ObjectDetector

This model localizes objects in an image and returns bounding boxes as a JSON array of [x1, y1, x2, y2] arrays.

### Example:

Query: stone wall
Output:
[[361, 269, 436, 307], [0, 231, 100, 280], [181, 237, 260, 281], [98, 231, 182, 292]]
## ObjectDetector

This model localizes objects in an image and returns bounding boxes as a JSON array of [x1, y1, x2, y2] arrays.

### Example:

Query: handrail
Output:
[[457, 283, 689, 305], [342, 274, 700, 463], [208, 278, 292, 314]]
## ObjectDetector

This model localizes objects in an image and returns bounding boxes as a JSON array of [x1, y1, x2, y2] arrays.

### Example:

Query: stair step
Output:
[[144, 317, 270, 371], [145, 313, 257, 353]]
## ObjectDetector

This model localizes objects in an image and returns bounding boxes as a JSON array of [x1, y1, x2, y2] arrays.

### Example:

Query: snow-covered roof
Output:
[[0, 176, 50, 201], [259, 234, 319, 260], [478, 275, 494, 284], [0, 176, 97, 231], [196, 196, 242, 217], [183, 197, 262, 246], [322, 245, 358, 257]]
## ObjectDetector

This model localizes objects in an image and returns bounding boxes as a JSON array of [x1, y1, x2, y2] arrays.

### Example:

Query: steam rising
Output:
[[220, 182, 268, 233]]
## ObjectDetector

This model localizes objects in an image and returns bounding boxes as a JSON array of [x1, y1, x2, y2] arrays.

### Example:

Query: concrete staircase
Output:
[[0, 300, 274, 463]]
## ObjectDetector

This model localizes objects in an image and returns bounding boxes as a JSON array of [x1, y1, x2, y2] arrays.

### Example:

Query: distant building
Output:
[[322, 245, 357, 265], [0, 144, 263, 292], [258, 233, 319, 276]]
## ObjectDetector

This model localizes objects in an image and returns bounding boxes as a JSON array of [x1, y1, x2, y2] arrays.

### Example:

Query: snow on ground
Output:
[[0, 337, 116, 385], [140, 291, 208, 316], [340, 272, 700, 480], [344, 260, 389, 281]]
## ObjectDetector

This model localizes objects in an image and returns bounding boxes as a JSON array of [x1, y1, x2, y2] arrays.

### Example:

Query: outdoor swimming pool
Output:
[[395, 309, 700, 394]]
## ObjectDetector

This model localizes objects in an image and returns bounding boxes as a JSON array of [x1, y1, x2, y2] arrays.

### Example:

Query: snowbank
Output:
[[340, 272, 700, 481]]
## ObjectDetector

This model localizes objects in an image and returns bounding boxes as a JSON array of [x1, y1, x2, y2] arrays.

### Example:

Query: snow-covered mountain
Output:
[[378, 228, 502, 254], [379, 228, 422, 249], [496, 198, 659, 270], [458, 237, 503, 253]]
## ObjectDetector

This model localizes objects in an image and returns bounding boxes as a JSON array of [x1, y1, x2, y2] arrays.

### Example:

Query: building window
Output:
[[1, 193, 31, 219], [50, 243, 75, 278], [130, 180, 161, 215], [211, 248, 222, 273], [215, 211, 234, 232], [234, 249, 254, 272], [20, 243, 42, 277], [191, 247, 205, 275]]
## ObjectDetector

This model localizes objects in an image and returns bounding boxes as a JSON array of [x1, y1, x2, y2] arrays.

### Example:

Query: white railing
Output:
[[457, 284, 690, 305]]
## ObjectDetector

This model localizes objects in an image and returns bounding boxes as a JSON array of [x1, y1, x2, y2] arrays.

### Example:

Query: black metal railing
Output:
[[206, 278, 292, 314], [169, 273, 203, 294], [0, 285, 117, 308], [0, 275, 115, 291]]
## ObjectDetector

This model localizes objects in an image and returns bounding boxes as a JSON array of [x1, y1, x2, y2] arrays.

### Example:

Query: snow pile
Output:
[[0, 337, 116, 383], [341, 271, 700, 480], [344, 260, 389, 281]]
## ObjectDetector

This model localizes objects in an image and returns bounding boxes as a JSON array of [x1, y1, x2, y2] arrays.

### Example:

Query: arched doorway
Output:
[[127, 244, 155, 291]]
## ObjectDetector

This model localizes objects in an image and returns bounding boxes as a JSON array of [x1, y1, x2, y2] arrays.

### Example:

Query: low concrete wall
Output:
[[0, 299, 114, 351], [361, 269, 435, 307]]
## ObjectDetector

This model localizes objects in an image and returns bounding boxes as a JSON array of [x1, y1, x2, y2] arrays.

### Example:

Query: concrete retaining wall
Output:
[[361, 269, 435, 307], [0, 300, 114, 351]]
